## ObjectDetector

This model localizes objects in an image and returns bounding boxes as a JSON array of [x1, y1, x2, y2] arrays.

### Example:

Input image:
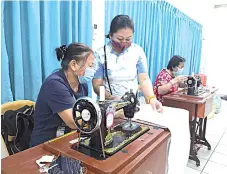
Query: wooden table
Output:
[[163, 87, 218, 166], [2, 118, 171, 174]]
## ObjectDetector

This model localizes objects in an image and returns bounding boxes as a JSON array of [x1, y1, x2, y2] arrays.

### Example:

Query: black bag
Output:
[[1, 105, 35, 155]]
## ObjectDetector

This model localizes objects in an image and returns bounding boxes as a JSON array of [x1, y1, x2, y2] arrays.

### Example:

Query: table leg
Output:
[[197, 117, 211, 150], [189, 105, 200, 166]]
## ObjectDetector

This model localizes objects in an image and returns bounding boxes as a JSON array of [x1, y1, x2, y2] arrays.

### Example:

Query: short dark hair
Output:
[[106, 15, 134, 39], [167, 55, 186, 71], [55, 43, 93, 70]]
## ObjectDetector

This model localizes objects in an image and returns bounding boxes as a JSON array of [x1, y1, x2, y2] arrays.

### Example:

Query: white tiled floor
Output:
[[185, 100, 227, 174]]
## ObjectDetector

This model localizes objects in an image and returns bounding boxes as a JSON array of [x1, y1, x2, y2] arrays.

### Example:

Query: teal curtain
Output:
[[105, 1, 202, 83], [1, 1, 92, 104]]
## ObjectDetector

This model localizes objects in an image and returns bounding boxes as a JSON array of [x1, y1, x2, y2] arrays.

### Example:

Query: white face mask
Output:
[[77, 67, 95, 84], [173, 67, 184, 77]]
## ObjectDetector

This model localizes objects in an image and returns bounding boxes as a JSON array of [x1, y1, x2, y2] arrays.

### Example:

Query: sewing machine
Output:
[[72, 90, 150, 160], [185, 75, 204, 96]]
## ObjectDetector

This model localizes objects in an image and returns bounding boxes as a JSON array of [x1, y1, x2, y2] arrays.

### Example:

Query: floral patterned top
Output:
[[153, 69, 178, 102]]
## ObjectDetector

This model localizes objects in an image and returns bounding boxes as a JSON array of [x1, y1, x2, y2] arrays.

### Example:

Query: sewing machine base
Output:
[[72, 123, 150, 160], [181, 88, 206, 96]]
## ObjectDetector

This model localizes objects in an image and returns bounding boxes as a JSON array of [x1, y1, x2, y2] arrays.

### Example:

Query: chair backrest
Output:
[[1, 135, 9, 159], [1, 100, 35, 157], [1, 100, 35, 115]]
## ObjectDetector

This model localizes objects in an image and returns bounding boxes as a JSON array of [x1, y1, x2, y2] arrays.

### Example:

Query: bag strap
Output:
[[22, 106, 34, 115], [104, 45, 112, 95], [1, 117, 9, 146]]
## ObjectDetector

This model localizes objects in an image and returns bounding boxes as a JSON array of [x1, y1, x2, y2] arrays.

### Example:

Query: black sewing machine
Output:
[[72, 90, 150, 160], [185, 75, 204, 96]]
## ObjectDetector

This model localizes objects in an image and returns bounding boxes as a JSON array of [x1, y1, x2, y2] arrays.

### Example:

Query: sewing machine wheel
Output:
[[186, 76, 196, 88], [72, 97, 102, 134]]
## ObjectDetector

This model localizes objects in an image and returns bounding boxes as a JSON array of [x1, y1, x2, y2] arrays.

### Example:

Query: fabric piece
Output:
[[48, 156, 82, 174], [133, 104, 190, 174]]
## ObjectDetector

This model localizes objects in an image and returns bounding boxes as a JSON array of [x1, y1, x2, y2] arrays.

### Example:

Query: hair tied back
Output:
[[60, 45, 67, 60]]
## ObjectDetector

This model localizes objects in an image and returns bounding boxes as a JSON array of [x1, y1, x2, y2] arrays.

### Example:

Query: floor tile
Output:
[[203, 161, 227, 174], [184, 167, 201, 174], [215, 144, 227, 155], [219, 138, 227, 146], [209, 152, 227, 166], [219, 133, 227, 146], [206, 130, 225, 138], [206, 125, 226, 137], [206, 134, 222, 143], [187, 157, 207, 171], [197, 147, 213, 160], [205, 134, 220, 149]]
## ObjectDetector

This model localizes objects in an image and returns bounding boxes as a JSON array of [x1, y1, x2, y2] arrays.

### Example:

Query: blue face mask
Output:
[[173, 68, 184, 77], [78, 68, 95, 84]]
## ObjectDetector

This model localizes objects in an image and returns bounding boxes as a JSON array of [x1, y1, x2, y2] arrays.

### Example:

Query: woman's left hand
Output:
[[149, 98, 163, 113]]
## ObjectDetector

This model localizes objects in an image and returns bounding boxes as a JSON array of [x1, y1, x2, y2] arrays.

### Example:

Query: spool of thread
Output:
[[100, 86, 105, 101]]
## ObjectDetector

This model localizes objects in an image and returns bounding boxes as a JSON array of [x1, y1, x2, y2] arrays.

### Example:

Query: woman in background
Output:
[[153, 55, 187, 102], [30, 43, 95, 147]]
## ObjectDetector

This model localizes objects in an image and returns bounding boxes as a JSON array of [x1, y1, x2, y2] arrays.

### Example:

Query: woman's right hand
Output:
[[173, 76, 188, 84]]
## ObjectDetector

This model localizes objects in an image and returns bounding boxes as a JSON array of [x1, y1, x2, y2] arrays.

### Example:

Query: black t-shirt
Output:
[[30, 70, 88, 147]]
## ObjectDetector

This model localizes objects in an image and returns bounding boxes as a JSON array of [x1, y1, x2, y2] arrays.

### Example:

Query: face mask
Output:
[[111, 40, 132, 52], [173, 68, 184, 77], [78, 68, 95, 84]]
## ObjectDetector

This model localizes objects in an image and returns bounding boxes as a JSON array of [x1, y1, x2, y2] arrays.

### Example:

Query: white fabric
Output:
[[133, 104, 190, 174]]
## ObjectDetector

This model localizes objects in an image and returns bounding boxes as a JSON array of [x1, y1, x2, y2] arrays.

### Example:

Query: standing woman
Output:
[[93, 15, 190, 174], [92, 15, 163, 112]]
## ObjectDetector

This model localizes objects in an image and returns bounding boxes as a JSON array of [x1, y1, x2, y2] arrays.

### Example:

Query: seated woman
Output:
[[30, 43, 95, 147], [153, 55, 187, 102]]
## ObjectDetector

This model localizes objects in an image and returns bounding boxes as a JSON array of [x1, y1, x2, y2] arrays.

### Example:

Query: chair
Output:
[[1, 100, 35, 115], [1, 100, 35, 157]]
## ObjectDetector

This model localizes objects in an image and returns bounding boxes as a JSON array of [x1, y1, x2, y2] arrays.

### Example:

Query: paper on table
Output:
[[36, 155, 55, 168], [69, 137, 86, 144], [134, 104, 191, 174]]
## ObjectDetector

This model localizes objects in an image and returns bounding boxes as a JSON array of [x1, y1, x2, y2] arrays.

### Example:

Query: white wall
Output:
[[91, 0, 105, 99], [203, 7, 227, 94], [167, 0, 227, 94], [166, 0, 213, 26], [92, 0, 105, 51]]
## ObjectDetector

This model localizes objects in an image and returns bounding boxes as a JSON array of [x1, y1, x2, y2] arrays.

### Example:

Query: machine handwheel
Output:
[[72, 97, 102, 134]]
